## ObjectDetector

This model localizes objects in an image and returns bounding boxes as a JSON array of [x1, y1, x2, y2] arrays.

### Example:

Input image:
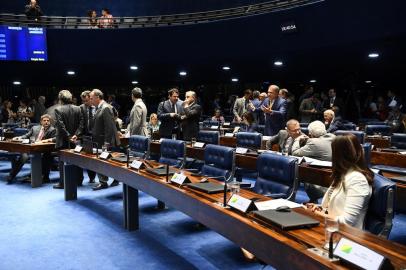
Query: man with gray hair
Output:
[[127, 87, 148, 136], [53, 90, 83, 189], [266, 119, 302, 155], [324, 109, 343, 133], [180, 90, 202, 141], [292, 120, 335, 202]]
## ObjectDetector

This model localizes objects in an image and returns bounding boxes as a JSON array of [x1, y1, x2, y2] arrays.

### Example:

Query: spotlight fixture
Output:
[[274, 61, 283, 66], [222, 66, 231, 71], [231, 78, 239, 82], [368, 53, 379, 58], [67, 71, 75, 75], [309, 79, 317, 83], [179, 71, 187, 76], [13, 81, 21, 85], [130, 66, 138, 70], [132, 81, 138, 85]]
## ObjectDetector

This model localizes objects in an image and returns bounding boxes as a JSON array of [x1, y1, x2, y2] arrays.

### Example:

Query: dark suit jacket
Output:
[[21, 125, 56, 142], [91, 101, 119, 147], [181, 102, 202, 141], [78, 104, 93, 136], [263, 97, 287, 136], [157, 100, 184, 138], [326, 116, 343, 133], [55, 104, 83, 149]]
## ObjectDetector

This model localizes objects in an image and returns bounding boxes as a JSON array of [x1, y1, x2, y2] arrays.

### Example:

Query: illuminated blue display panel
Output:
[[0, 25, 48, 61]]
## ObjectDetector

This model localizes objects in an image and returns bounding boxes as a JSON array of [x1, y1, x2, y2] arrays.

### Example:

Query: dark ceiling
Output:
[[0, 0, 405, 95]]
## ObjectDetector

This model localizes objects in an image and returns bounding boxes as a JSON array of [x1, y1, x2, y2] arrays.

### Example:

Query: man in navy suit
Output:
[[157, 88, 184, 139], [261, 85, 287, 136]]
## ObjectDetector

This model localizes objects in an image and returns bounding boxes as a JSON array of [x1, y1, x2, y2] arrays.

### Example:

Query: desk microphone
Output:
[[126, 147, 130, 168], [329, 231, 340, 259], [166, 164, 169, 183]]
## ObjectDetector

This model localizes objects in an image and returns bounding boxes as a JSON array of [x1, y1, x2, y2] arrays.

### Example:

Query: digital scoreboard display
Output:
[[0, 25, 48, 61]]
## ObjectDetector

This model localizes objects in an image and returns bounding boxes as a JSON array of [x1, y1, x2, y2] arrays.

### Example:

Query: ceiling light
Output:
[[231, 78, 239, 82], [365, 80, 372, 84], [368, 53, 379, 58], [13, 81, 21, 85], [274, 61, 283, 66], [179, 71, 187, 76], [130, 66, 138, 70], [132, 81, 138, 85], [309, 79, 317, 83], [222, 66, 231, 70], [67, 71, 75, 75]]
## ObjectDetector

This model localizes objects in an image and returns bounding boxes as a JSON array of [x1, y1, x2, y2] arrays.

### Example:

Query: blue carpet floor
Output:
[[0, 160, 405, 270]]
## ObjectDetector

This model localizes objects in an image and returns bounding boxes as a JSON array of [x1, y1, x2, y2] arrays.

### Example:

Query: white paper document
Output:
[[254, 198, 303, 211]]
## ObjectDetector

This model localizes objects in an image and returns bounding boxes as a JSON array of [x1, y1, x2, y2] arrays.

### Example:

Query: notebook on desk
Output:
[[187, 182, 225, 194], [145, 167, 177, 176], [252, 209, 319, 230]]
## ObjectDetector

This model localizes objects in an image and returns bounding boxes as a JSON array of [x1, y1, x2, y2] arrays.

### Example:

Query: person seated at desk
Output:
[[324, 109, 343, 133], [266, 119, 302, 155], [292, 120, 335, 203], [211, 109, 225, 126], [6, 114, 56, 184], [147, 113, 160, 135], [306, 134, 373, 229], [238, 112, 258, 132]]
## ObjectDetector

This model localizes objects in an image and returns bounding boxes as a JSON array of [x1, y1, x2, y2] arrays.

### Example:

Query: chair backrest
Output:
[[334, 130, 365, 144], [255, 125, 265, 134], [365, 125, 392, 136], [364, 174, 396, 238], [201, 144, 235, 181], [362, 142, 372, 167], [366, 121, 387, 126], [253, 153, 298, 201], [13, 128, 29, 137], [300, 127, 309, 135], [197, 130, 219, 145], [236, 132, 262, 149], [203, 119, 220, 128], [159, 139, 186, 168], [299, 122, 309, 127], [391, 133, 406, 149], [128, 135, 150, 159], [342, 123, 356, 130]]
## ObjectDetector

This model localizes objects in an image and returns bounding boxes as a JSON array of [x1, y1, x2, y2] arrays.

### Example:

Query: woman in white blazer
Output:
[[307, 134, 374, 229]]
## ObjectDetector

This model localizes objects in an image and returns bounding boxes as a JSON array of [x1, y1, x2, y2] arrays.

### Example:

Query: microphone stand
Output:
[[126, 147, 130, 168]]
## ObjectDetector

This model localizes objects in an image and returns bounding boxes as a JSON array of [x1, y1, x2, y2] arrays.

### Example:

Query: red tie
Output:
[[36, 128, 44, 142]]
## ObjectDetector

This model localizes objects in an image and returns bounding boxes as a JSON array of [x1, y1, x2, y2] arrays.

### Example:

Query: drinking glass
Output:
[[191, 137, 196, 147], [229, 181, 240, 195], [102, 142, 110, 152], [171, 134, 177, 140], [324, 217, 339, 249]]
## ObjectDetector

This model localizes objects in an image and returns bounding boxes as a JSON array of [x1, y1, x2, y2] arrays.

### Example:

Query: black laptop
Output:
[[111, 155, 137, 163], [187, 182, 225, 194], [145, 167, 177, 176], [253, 209, 320, 230]]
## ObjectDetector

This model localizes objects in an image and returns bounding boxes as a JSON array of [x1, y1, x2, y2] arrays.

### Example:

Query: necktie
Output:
[[36, 127, 44, 142], [269, 99, 274, 109], [173, 103, 177, 114]]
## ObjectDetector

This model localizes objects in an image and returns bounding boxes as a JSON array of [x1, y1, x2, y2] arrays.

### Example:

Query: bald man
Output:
[[261, 85, 287, 136], [324, 109, 343, 133]]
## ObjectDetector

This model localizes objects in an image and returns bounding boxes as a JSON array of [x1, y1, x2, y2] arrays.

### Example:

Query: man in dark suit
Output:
[[262, 85, 287, 136], [157, 88, 183, 139], [324, 109, 343, 133], [75, 90, 96, 183], [90, 89, 120, 190], [180, 91, 202, 141], [53, 90, 83, 189], [266, 119, 302, 155], [324, 88, 344, 113], [7, 114, 55, 184]]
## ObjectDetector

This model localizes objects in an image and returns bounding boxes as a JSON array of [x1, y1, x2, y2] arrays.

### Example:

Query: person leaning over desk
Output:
[[306, 134, 373, 229]]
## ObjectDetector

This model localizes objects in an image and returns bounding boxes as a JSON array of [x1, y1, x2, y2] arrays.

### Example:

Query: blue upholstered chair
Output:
[[366, 121, 387, 126], [128, 135, 150, 159], [1, 123, 19, 129], [197, 130, 219, 145], [365, 125, 391, 136], [253, 153, 298, 201], [13, 128, 29, 137], [300, 127, 309, 135], [391, 133, 406, 149], [159, 139, 186, 168], [202, 120, 220, 128], [362, 143, 372, 167], [364, 174, 396, 238], [255, 125, 265, 134], [342, 123, 356, 130], [200, 144, 235, 181], [236, 132, 262, 149], [335, 130, 365, 144]]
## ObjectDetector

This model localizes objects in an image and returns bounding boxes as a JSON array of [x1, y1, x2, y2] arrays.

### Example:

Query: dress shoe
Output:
[[92, 183, 108, 191], [6, 176, 13, 185], [53, 183, 64, 189], [88, 178, 95, 184], [110, 180, 119, 187], [42, 178, 51, 184]]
